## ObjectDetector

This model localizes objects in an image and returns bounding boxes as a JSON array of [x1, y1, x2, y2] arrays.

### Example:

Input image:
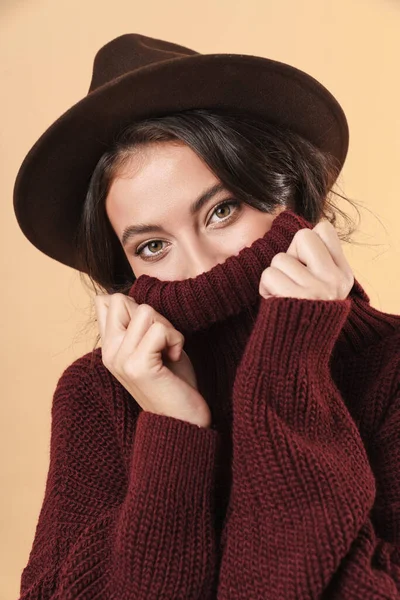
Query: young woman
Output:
[[13, 33, 400, 599]]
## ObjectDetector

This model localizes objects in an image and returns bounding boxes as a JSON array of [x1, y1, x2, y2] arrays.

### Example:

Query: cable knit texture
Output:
[[19, 209, 400, 599]]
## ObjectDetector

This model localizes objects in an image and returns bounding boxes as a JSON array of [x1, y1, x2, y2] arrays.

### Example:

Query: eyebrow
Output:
[[121, 182, 227, 247]]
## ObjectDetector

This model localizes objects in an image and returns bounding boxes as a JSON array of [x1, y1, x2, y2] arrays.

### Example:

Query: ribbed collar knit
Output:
[[128, 209, 396, 358]]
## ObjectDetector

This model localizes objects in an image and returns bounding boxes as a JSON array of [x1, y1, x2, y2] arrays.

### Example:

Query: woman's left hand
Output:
[[259, 219, 355, 301]]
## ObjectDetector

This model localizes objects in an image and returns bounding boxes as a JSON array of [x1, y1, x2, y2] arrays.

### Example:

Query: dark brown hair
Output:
[[73, 107, 370, 358]]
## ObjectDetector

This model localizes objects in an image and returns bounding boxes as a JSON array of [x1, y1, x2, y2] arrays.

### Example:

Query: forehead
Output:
[[113, 141, 208, 180], [106, 142, 217, 214]]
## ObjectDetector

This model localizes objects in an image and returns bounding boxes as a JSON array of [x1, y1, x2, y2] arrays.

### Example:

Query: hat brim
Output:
[[13, 53, 349, 272]]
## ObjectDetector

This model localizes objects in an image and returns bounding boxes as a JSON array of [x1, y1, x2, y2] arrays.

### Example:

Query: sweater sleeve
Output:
[[19, 354, 219, 599], [216, 296, 400, 599]]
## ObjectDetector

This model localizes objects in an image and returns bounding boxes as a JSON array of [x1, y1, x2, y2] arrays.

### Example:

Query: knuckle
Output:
[[135, 303, 154, 319], [109, 292, 125, 302], [295, 228, 314, 244], [149, 320, 165, 334], [314, 219, 332, 232], [270, 252, 286, 267], [261, 266, 273, 282], [125, 294, 138, 305]]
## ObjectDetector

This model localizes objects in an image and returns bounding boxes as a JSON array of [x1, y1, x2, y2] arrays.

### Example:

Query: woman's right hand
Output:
[[94, 293, 212, 429]]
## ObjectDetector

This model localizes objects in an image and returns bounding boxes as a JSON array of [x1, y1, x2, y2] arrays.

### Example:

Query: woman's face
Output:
[[106, 141, 285, 281]]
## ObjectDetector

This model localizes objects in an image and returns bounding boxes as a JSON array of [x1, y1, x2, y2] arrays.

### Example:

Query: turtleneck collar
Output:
[[128, 209, 374, 333], [128, 208, 400, 359]]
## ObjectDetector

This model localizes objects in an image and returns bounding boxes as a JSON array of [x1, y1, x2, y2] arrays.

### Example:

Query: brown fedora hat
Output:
[[13, 33, 349, 273]]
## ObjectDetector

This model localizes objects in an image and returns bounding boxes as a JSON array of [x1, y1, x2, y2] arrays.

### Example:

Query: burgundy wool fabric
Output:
[[19, 209, 400, 599]]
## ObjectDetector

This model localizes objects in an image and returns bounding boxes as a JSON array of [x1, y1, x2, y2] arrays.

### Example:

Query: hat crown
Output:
[[88, 33, 199, 93]]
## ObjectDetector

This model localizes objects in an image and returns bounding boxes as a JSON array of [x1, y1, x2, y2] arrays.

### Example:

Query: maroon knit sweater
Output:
[[19, 210, 400, 599]]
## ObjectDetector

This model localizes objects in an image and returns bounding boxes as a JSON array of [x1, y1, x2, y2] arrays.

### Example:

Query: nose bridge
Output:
[[182, 233, 226, 278]]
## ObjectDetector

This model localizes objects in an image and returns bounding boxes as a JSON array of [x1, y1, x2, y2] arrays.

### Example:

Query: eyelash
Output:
[[134, 199, 241, 261]]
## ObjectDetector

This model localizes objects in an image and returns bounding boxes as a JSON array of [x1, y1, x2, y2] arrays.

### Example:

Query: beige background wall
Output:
[[1, 0, 399, 598]]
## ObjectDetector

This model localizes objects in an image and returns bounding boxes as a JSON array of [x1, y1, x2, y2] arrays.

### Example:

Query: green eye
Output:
[[134, 199, 241, 261]]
